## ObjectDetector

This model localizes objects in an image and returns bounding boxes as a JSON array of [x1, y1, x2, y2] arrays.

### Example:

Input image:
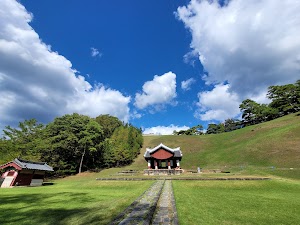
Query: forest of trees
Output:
[[175, 80, 300, 135], [0, 114, 143, 176]]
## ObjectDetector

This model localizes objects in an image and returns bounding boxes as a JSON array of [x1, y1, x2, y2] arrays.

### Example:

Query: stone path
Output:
[[151, 180, 178, 225], [109, 180, 179, 225]]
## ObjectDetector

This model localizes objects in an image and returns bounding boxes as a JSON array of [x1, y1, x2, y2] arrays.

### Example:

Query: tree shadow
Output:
[[0, 192, 113, 225]]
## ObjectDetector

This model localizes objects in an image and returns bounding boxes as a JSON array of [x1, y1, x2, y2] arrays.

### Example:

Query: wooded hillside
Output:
[[0, 114, 143, 176]]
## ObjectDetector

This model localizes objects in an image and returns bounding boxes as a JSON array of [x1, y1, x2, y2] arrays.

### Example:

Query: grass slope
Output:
[[126, 113, 300, 179]]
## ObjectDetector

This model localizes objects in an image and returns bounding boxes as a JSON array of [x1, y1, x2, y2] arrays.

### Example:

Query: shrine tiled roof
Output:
[[144, 143, 182, 158], [0, 158, 54, 172]]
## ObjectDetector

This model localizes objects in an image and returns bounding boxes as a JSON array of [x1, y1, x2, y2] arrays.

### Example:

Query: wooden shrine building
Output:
[[0, 158, 53, 188], [144, 143, 183, 175]]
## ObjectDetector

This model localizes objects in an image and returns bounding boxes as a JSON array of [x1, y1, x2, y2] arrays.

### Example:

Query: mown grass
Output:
[[173, 179, 300, 225], [0, 173, 154, 225]]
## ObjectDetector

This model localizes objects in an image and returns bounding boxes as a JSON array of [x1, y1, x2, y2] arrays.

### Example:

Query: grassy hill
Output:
[[125, 113, 300, 179]]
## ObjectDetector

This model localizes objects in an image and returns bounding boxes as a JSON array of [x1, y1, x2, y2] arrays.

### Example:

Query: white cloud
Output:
[[249, 91, 271, 105], [66, 84, 130, 122], [181, 78, 196, 91], [177, 0, 300, 98], [91, 47, 102, 58], [195, 84, 241, 121], [134, 71, 177, 110], [143, 124, 189, 135], [183, 50, 198, 66], [0, 0, 130, 130], [130, 110, 142, 119]]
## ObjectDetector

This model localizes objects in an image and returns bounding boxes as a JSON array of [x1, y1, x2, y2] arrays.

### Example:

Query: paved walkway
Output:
[[151, 180, 178, 225], [110, 180, 179, 225]]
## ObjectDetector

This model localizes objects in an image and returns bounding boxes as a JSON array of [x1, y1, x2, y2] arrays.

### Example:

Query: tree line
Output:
[[0, 114, 143, 176], [240, 80, 300, 126], [173, 125, 204, 135], [174, 80, 300, 135]]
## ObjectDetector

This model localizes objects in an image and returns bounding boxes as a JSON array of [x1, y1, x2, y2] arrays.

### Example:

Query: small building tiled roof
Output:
[[0, 158, 54, 172], [144, 143, 182, 158]]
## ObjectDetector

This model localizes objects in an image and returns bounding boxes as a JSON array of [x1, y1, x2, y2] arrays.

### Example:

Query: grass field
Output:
[[0, 174, 154, 225], [173, 179, 300, 225], [1, 176, 299, 225]]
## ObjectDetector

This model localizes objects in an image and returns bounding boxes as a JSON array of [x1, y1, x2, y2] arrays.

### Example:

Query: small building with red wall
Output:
[[0, 158, 53, 188], [144, 143, 183, 175]]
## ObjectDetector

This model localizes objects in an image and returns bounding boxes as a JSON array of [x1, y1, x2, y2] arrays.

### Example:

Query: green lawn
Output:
[[0, 174, 154, 225], [1, 173, 299, 225], [173, 179, 300, 225]]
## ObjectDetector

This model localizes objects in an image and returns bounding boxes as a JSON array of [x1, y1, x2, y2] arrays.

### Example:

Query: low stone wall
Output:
[[144, 169, 183, 175], [96, 177, 271, 181], [30, 179, 43, 186]]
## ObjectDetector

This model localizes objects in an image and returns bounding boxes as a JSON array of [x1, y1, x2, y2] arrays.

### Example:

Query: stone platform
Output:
[[144, 169, 183, 175]]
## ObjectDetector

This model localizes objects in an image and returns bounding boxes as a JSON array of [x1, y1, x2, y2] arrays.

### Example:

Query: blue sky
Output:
[[1, 0, 299, 135]]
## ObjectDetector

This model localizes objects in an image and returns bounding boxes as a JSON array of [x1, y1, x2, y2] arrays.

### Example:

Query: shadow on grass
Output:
[[0, 192, 111, 225], [42, 182, 55, 186]]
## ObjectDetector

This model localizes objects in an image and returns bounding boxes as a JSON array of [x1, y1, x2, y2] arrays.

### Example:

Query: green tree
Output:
[[78, 119, 104, 173], [95, 114, 122, 139], [224, 118, 242, 132], [108, 126, 131, 167], [42, 113, 103, 174], [239, 99, 262, 125], [2, 119, 45, 160], [259, 104, 279, 121], [267, 81, 300, 115], [207, 124, 218, 134], [102, 124, 143, 168], [0, 138, 17, 164], [101, 139, 115, 168], [206, 123, 225, 134], [239, 98, 281, 126], [174, 125, 204, 135]]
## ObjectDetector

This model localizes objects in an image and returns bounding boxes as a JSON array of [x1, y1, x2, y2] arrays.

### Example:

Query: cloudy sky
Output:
[[0, 0, 299, 135]]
